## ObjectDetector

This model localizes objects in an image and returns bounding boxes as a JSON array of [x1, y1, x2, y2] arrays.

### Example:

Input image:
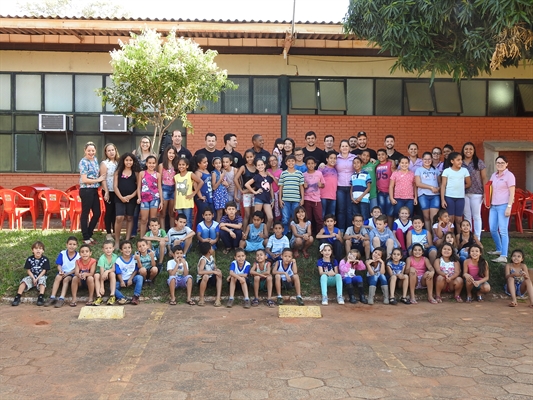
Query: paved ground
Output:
[[1, 298, 532, 400]]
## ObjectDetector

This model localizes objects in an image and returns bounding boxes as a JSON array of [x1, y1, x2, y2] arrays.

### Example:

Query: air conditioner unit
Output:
[[100, 115, 130, 132], [39, 114, 73, 131]]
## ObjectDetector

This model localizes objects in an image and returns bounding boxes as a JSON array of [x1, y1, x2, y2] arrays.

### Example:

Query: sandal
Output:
[[293, 250, 300, 258], [509, 302, 517, 307], [303, 250, 310, 259], [169, 300, 177, 305], [435, 296, 443, 303], [476, 295, 483, 302], [454, 296, 463, 303], [266, 299, 275, 307], [214, 300, 222, 307], [70, 302, 77, 307], [400, 297, 411, 305], [222, 248, 230, 255], [197, 300, 205, 307], [410, 298, 418, 304], [85, 300, 94, 306], [186, 299, 196, 306], [428, 298, 438, 304], [466, 296, 472, 303], [251, 298, 259, 307]]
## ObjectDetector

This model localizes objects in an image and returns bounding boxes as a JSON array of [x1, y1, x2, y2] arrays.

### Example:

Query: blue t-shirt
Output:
[[115, 256, 138, 281], [351, 170, 371, 203], [55, 250, 79, 274], [317, 258, 338, 273], [387, 260, 406, 275], [229, 260, 251, 275]]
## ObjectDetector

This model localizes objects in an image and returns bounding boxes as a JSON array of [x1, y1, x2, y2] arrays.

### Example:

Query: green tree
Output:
[[18, 0, 129, 18], [343, 0, 533, 80], [100, 29, 236, 150]]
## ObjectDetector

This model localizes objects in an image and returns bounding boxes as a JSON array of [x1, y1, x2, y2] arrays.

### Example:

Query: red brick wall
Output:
[[0, 173, 79, 191]]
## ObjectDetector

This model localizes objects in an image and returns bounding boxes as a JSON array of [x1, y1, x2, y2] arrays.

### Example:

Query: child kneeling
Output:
[[167, 245, 194, 305], [317, 243, 344, 305]]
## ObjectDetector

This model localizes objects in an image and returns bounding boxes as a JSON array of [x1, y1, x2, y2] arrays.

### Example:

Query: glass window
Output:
[[45, 134, 72, 172], [347, 79, 373, 115], [196, 98, 221, 114], [75, 135, 103, 169], [105, 75, 114, 112], [15, 133, 42, 171], [45, 74, 72, 112], [319, 80, 346, 111], [518, 84, 533, 112], [0, 74, 11, 110], [225, 77, 249, 113], [375, 79, 402, 115], [290, 81, 317, 109], [434, 82, 462, 113], [16, 74, 41, 111], [253, 78, 279, 114], [405, 82, 434, 112], [103, 135, 134, 157], [75, 75, 103, 112], [75, 116, 100, 132], [15, 115, 38, 131], [488, 81, 515, 116], [0, 115, 11, 131], [460, 80, 486, 116], [0, 134, 12, 171]]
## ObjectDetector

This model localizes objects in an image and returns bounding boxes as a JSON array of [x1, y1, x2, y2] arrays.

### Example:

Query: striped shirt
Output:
[[351, 170, 371, 203], [279, 170, 304, 202]]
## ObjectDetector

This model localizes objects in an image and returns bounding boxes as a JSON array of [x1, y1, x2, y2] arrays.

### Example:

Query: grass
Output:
[[1, 229, 532, 303]]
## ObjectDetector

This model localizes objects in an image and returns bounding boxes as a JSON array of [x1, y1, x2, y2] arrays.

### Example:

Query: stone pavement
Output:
[[0, 299, 532, 400]]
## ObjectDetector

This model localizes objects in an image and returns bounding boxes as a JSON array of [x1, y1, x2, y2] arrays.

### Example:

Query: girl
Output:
[[406, 243, 435, 304], [464, 244, 491, 302], [135, 239, 157, 283], [272, 138, 285, 167], [317, 243, 344, 305], [432, 147, 444, 172], [386, 248, 409, 305], [462, 142, 487, 240], [100, 143, 119, 241], [407, 142, 422, 172], [250, 249, 274, 307], [174, 158, 203, 229], [320, 151, 338, 219], [389, 156, 417, 218], [303, 156, 325, 233], [290, 206, 314, 259], [415, 151, 441, 232], [137, 155, 163, 239], [132, 136, 155, 170], [234, 149, 257, 234], [442, 144, 454, 170], [392, 206, 412, 255], [456, 220, 483, 263], [267, 154, 282, 221], [114, 153, 140, 248], [441, 152, 471, 229], [71, 244, 96, 307], [504, 249, 533, 308], [434, 243, 463, 303], [406, 216, 437, 265], [222, 154, 237, 205], [240, 210, 268, 252], [432, 209, 454, 247], [365, 247, 389, 305], [211, 157, 229, 222], [376, 149, 396, 228], [444, 232, 459, 256], [335, 140, 356, 232], [245, 158, 274, 233], [193, 154, 214, 226], [339, 249, 368, 304], [158, 145, 178, 229]]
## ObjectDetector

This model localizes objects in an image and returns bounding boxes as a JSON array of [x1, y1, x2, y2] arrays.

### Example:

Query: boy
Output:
[[316, 214, 344, 262], [360, 149, 379, 210], [364, 206, 382, 229], [115, 240, 143, 305], [167, 213, 195, 258], [303, 156, 325, 233], [143, 218, 168, 269], [45, 236, 79, 308], [293, 147, 308, 173], [12, 241, 50, 306], [250, 249, 274, 307], [227, 248, 251, 308], [375, 149, 396, 228], [266, 222, 290, 262], [272, 248, 304, 306], [369, 215, 400, 258], [94, 239, 117, 306], [197, 242, 223, 307], [319, 151, 338, 219], [71, 244, 96, 307], [219, 201, 243, 254], [135, 239, 158, 283], [279, 155, 305, 234], [167, 246, 194, 305], [344, 214, 370, 260], [196, 207, 220, 249]]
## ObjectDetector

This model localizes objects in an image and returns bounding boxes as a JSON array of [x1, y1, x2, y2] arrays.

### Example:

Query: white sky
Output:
[[2, 0, 350, 23]]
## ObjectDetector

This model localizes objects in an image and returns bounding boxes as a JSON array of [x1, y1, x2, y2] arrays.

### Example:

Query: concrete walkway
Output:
[[0, 299, 532, 399]]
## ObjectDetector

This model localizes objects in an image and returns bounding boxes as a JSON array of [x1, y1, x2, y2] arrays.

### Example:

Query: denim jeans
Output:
[[352, 201, 370, 221], [320, 274, 343, 297], [115, 275, 143, 299], [377, 191, 393, 216], [369, 197, 378, 211], [321, 198, 336, 219], [489, 204, 510, 257], [282, 201, 300, 234], [175, 208, 193, 229], [393, 199, 414, 218], [368, 274, 388, 287], [336, 186, 352, 231]]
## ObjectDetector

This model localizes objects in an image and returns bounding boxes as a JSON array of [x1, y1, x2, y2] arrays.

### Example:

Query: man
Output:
[[221, 133, 243, 168], [348, 135, 358, 151], [302, 131, 326, 165], [351, 131, 377, 160], [384, 134, 404, 167], [171, 130, 193, 161], [248, 134, 270, 163], [324, 134, 337, 154], [194, 132, 223, 172]]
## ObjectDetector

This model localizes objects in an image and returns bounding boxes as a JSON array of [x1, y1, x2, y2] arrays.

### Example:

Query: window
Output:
[[45, 74, 73, 112], [0, 74, 11, 110], [518, 84, 533, 112], [347, 79, 373, 115], [16, 74, 41, 111], [75, 75, 103, 112], [318, 80, 346, 111], [45, 134, 72, 172], [375, 79, 402, 115], [405, 82, 434, 112], [488, 81, 515, 116], [15, 133, 42, 171], [290, 81, 317, 110], [75, 116, 100, 132], [460, 80, 486, 116], [75, 135, 103, 168], [225, 77, 249, 113], [15, 115, 38, 132], [253, 78, 278, 114], [0, 134, 12, 171], [105, 75, 114, 112], [196, 98, 221, 114], [0, 115, 11, 132], [434, 82, 462, 114]]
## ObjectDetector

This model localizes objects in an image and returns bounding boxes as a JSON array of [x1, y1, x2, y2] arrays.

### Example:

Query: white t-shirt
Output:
[[442, 167, 470, 198]]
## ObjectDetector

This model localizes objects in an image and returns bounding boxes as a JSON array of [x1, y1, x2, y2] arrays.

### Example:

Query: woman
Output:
[[442, 144, 454, 170], [281, 137, 296, 169], [415, 152, 441, 231], [100, 143, 119, 241], [462, 142, 487, 240], [79, 142, 104, 245], [335, 139, 355, 231], [488, 156, 515, 264], [432, 147, 444, 172], [407, 143, 422, 173]]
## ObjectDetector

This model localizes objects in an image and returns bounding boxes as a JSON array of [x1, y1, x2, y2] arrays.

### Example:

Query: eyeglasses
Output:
[[295, 153, 304, 156], [423, 158, 432, 161], [496, 162, 506, 165], [432, 152, 441, 155]]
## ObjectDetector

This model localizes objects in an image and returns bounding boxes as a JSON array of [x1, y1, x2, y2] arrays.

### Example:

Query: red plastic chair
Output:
[[0, 189, 37, 229], [516, 189, 533, 230], [39, 189, 70, 230], [65, 184, 80, 194], [12, 185, 38, 208], [509, 191, 526, 233], [68, 190, 83, 231]]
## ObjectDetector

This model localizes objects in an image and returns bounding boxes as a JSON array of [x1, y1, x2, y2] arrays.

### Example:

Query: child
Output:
[[114, 152, 140, 247], [303, 156, 325, 233], [272, 248, 304, 306], [174, 157, 203, 229], [278, 155, 305, 235], [360, 149, 379, 211], [272, 137, 285, 167], [158, 145, 177, 229], [339, 249, 368, 304], [212, 157, 229, 221], [290, 206, 314, 259], [389, 156, 417, 218], [319, 151, 338, 219], [444, 232, 458, 254], [441, 152, 471, 229], [167, 246, 194, 305], [344, 214, 370, 260], [406, 243, 435, 304], [94, 239, 117, 306], [45, 236, 79, 308], [317, 243, 344, 305], [504, 249, 533, 308], [432, 209, 454, 247], [115, 240, 143, 305], [135, 239, 157, 283], [193, 154, 214, 226], [365, 247, 389, 305], [167, 213, 195, 258], [369, 214, 400, 258], [101, 143, 119, 241], [234, 149, 257, 234], [219, 201, 244, 254], [386, 248, 409, 305], [351, 157, 372, 221], [245, 158, 274, 233], [364, 206, 382, 230], [392, 206, 413, 254], [456, 220, 483, 264], [266, 221, 290, 262], [196, 242, 223, 307], [376, 148, 396, 228], [406, 216, 437, 265], [222, 154, 237, 206], [240, 210, 268, 252], [12, 241, 50, 306], [434, 243, 463, 303], [293, 147, 307, 173], [197, 207, 220, 250], [250, 249, 274, 307], [464, 244, 491, 302], [137, 155, 163, 238], [143, 218, 167, 270], [316, 214, 344, 262], [267, 154, 282, 221], [71, 244, 96, 307], [227, 248, 252, 308]]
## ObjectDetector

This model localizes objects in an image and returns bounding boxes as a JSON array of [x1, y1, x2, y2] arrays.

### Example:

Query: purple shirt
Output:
[[463, 159, 486, 195], [490, 169, 515, 206], [335, 153, 355, 187]]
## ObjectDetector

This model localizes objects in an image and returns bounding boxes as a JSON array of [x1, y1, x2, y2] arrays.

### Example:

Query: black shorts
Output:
[[115, 201, 137, 216]]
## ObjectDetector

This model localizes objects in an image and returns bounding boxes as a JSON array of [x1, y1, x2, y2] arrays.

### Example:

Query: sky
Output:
[[2, 0, 351, 23]]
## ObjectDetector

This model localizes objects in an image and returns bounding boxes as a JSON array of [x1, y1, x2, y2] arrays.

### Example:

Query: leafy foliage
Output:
[[343, 0, 533, 80], [18, 0, 129, 18]]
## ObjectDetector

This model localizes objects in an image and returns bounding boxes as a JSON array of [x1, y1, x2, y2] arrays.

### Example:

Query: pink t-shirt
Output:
[[376, 161, 393, 193], [320, 165, 338, 200], [390, 170, 415, 199], [410, 256, 427, 277], [268, 168, 282, 192], [490, 169, 516, 206], [335, 153, 355, 187], [339, 259, 366, 278], [464, 259, 481, 281], [304, 170, 325, 202]]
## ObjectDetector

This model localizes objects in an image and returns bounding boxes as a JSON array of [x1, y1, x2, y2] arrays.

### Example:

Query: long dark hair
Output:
[[116, 152, 140, 176], [469, 244, 487, 277], [161, 145, 178, 172], [437, 243, 459, 263], [282, 137, 295, 159], [192, 154, 207, 172], [461, 142, 480, 170]]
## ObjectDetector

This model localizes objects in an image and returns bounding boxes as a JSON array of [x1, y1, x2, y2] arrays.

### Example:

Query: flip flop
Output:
[[454, 296, 463, 303], [435, 296, 443, 303], [186, 299, 196, 306], [428, 298, 438, 304], [169, 300, 177, 305], [509, 302, 517, 307], [303, 250, 310, 259], [70, 302, 77, 307]]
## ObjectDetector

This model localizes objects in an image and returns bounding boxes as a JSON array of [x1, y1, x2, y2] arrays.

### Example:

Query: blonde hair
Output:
[[84, 141, 96, 150], [135, 136, 153, 158], [103, 143, 119, 161]]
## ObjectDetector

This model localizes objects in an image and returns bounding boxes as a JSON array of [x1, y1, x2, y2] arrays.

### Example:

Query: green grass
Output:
[[1, 229, 532, 302]]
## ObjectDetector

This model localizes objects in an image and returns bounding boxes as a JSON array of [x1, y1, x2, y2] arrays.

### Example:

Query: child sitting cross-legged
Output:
[[317, 243, 344, 306], [226, 248, 252, 308], [167, 245, 194, 306], [272, 248, 304, 306], [250, 249, 274, 307]]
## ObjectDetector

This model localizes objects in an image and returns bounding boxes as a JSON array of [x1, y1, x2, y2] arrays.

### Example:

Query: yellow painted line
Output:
[[278, 305, 322, 318]]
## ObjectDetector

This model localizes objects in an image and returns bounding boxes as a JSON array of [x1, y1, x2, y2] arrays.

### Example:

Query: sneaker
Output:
[[277, 297, 284, 306], [296, 296, 304, 306], [55, 298, 65, 308], [107, 295, 116, 305], [492, 256, 508, 263], [44, 297, 56, 307], [117, 298, 128, 305], [226, 298, 234, 308], [130, 295, 140, 305], [321, 296, 328, 306], [93, 297, 103, 306], [243, 299, 251, 309], [12, 295, 21, 306], [37, 295, 45, 306], [337, 296, 345, 305], [487, 250, 501, 255]]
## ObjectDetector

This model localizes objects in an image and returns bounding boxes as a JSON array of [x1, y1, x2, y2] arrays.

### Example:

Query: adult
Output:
[[488, 156, 515, 264], [249, 134, 270, 163], [335, 139, 356, 232], [351, 131, 377, 160], [407, 143, 423, 173], [324, 134, 337, 154], [170, 130, 193, 161], [79, 141, 105, 245], [415, 152, 441, 231], [432, 147, 444, 172], [384, 135, 404, 167], [281, 137, 295, 168], [194, 132, 223, 172], [133, 136, 156, 170], [100, 143, 119, 241], [302, 131, 326, 165], [221, 133, 244, 168], [442, 144, 454, 170], [348, 136, 358, 151], [462, 142, 487, 240]]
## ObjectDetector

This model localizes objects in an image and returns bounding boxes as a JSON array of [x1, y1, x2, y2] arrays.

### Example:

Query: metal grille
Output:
[[253, 78, 278, 114], [225, 77, 249, 113]]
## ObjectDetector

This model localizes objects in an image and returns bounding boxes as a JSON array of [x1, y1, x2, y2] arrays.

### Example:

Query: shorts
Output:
[[168, 275, 192, 288], [197, 274, 218, 287], [245, 240, 265, 252], [281, 280, 294, 291], [153, 246, 167, 261], [444, 196, 465, 217], [350, 241, 366, 255], [162, 184, 175, 201], [140, 198, 160, 210], [115, 200, 137, 216], [56, 272, 75, 279], [252, 277, 268, 291], [415, 274, 427, 290], [228, 276, 251, 287], [504, 282, 525, 297], [242, 193, 255, 207], [21, 275, 47, 291], [254, 197, 270, 205], [418, 194, 440, 210]]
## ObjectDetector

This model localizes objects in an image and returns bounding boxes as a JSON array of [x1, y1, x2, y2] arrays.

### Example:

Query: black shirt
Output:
[[249, 148, 271, 164], [387, 150, 405, 167], [303, 147, 326, 165], [194, 148, 223, 172], [221, 148, 244, 169]]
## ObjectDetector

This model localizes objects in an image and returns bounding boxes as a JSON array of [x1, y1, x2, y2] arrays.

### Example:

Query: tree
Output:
[[18, 0, 129, 18], [99, 29, 236, 150], [343, 0, 533, 81]]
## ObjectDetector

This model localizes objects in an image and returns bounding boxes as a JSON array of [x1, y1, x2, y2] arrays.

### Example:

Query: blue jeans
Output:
[[321, 198, 336, 219], [282, 201, 300, 234], [377, 191, 393, 216], [175, 208, 193, 229], [368, 274, 388, 287], [489, 204, 510, 257], [343, 276, 363, 285], [369, 197, 378, 211], [418, 194, 440, 211], [352, 201, 370, 221], [115, 275, 143, 299], [393, 199, 414, 218], [336, 186, 352, 231], [320, 274, 343, 297]]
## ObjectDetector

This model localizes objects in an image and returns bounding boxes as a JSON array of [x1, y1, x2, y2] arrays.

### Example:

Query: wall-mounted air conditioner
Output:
[[39, 114, 73, 131], [100, 115, 130, 132]]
